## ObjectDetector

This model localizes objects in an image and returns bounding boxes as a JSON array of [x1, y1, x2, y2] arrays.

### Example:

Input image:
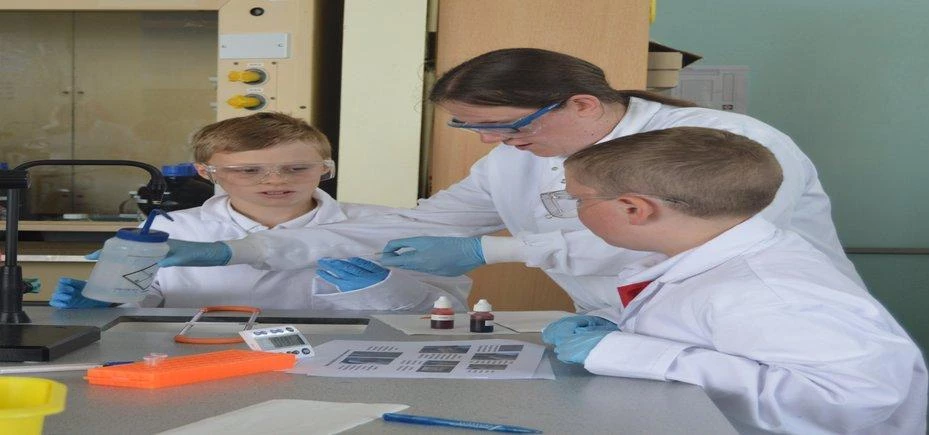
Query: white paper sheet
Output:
[[494, 311, 573, 333], [289, 339, 550, 380], [157, 399, 408, 435], [371, 313, 518, 335]]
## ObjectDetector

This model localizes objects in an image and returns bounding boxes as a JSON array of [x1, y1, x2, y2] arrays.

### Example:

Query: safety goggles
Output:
[[540, 189, 689, 218], [202, 160, 335, 186], [447, 101, 564, 136]]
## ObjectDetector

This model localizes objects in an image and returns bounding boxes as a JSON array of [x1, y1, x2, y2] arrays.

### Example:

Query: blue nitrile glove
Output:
[[542, 315, 619, 346], [379, 236, 485, 277], [553, 329, 614, 364], [157, 239, 232, 267], [316, 257, 390, 292], [49, 278, 110, 309]]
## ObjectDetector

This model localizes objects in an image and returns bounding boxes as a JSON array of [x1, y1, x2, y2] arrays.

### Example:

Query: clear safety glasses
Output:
[[202, 160, 335, 186], [447, 100, 564, 136], [540, 189, 689, 218]]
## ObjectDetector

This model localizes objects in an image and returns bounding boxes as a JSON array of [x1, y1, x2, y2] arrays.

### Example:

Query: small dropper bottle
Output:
[[430, 296, 455, 329], [469, 299, 495, 333]]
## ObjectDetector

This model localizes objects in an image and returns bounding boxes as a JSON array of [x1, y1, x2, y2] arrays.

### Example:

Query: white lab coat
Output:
[[225, 97, 863, 311], [583, 216, 927, 434], [143, 191, 470, 311]]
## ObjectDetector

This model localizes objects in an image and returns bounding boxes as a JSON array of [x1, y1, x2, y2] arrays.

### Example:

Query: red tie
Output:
[[618, 281, 652, 307]]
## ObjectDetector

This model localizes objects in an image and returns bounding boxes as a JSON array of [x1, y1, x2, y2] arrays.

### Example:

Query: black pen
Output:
[[383, 412, 542, 433]]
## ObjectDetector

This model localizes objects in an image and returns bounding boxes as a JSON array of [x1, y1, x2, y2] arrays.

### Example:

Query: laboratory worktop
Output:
[[2, 307, 736, 434]]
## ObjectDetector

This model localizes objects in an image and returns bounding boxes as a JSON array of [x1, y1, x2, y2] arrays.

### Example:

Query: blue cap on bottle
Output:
[[0, 162, 8, 170], [162, 163, 198, 177], [116, 209, 173, 242]]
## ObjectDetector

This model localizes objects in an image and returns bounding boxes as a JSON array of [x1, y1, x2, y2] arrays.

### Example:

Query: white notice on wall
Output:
[[663, 65, 749, 114]]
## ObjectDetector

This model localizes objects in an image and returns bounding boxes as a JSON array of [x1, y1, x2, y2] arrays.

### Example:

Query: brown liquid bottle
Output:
[[430, 296, 455, 329], [469, 299, 494, 333]]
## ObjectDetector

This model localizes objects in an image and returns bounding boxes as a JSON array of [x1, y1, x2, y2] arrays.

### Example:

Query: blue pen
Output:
[[382, 412, 542, 433]]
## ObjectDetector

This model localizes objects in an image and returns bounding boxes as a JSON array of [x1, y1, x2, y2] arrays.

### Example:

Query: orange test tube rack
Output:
[[86, 349, 296, 389]]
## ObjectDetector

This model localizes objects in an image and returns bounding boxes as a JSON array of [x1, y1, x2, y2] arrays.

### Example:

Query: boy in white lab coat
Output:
[[540, 127, 927, 434], [50, 112, 469, 311]]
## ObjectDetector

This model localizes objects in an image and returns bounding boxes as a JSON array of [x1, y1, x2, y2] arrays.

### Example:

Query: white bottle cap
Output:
[[473, 299, 492, 312], [433, 296, 452, 309]]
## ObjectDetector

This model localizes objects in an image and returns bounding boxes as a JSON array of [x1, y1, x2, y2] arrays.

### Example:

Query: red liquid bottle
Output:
[[469, 299, 494, 333], [430, 296, 455, 329]]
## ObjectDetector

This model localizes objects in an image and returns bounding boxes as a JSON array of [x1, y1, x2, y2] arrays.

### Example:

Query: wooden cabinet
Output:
[[430, 0, 650, 310]]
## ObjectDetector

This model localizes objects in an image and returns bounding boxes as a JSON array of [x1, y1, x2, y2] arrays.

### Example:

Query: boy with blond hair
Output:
[[51, 112, 469, 310], [541, 127, 926, 434]]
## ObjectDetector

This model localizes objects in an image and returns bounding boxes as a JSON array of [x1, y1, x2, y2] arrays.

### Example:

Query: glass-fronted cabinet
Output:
[[0, 11, 217, 218]]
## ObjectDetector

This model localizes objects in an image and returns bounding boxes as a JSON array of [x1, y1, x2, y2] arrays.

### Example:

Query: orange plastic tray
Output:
[[86, 350, 296, 389]]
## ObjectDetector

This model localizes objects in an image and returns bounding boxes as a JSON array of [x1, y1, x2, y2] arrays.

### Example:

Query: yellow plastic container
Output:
[[0, 377, 67, 435]]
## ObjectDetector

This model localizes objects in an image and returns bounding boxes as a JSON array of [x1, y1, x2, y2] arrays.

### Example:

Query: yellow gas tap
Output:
[[227, 69, 266, 84], [226, 94, 265, 109]]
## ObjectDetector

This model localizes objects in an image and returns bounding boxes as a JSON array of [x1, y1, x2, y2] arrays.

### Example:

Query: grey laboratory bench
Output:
[[3, 307, 736, 435]]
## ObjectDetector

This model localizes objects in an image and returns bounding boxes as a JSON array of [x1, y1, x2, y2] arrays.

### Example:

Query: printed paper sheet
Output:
[[289, 339, 550, 380]]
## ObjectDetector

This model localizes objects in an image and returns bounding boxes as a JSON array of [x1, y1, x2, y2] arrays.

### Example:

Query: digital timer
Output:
[[239, 325, 315, 359]]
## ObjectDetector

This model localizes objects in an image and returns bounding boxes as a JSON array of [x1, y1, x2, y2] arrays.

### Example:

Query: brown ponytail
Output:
[[615, 90, 697, 108], [431, 48, 696, 108]]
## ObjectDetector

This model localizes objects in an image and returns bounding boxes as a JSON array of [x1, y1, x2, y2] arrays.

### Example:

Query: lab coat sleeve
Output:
[[482, 231, 653, 276], [394, 153, 507, 228], [226, 157, 506, 270], [310, 270, 470, 312], [374, 270, 470, 312], [584, 306, 923, 433]]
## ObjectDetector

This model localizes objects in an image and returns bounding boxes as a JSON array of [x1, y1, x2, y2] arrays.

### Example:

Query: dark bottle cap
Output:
[[116, 209, 173, 242], [162, 163, 198, 177]]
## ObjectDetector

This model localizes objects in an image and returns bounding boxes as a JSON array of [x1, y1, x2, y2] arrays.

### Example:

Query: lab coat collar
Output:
[[599, 97, 662, 143], [611, 216, 779, 324], [618, 215, 779, 287], [196, 189, 348, 233]]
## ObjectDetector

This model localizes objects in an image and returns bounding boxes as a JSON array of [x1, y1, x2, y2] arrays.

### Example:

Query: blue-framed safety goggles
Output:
[[447, 100, 564, 135]]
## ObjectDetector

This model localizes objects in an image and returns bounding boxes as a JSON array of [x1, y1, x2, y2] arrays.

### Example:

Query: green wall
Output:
[[650, 0, 929, 352]]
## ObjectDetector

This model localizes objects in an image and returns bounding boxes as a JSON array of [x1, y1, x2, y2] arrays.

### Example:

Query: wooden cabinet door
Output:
[[431, 0, 649, 311]]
